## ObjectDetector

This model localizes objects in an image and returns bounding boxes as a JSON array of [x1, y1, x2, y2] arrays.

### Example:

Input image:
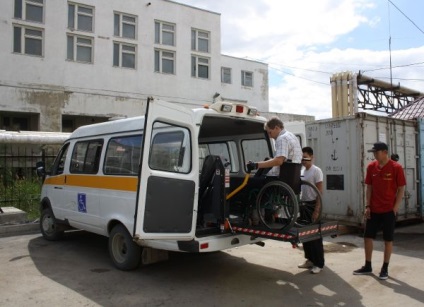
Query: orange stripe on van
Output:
[[44, 175, 138, 192]]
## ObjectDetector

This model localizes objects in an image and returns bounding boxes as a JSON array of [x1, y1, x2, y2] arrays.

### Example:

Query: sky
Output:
[[175, 0, 424, 119]]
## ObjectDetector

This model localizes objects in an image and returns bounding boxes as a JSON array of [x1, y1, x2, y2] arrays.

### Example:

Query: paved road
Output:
[[0, 224, 423, 307]]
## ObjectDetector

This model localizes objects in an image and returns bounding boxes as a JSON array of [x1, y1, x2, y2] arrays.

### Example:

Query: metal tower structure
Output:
[[356, 73, 423, 114], [331, 72, 424, 117]]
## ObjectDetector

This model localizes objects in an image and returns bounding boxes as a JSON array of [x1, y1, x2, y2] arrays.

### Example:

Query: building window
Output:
[[1, 115, 30, 131], [68, 2, 94, 32], [13, 25, 43, 56], [113, 42, 136, 69], [114, 12, 136, 39], [154, 49, 175, 74], [241, 71, 253, 87], [191, 56, 209, 79], [14, 0, 44, 23], [155, 21, 175, 46], [221, 67, 231, 84], [191, 29, 209, 53], [67, 34, 93, 63]]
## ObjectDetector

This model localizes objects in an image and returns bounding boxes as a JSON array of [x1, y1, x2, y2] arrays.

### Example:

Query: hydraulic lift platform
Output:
[[231, 220, 339, 245]]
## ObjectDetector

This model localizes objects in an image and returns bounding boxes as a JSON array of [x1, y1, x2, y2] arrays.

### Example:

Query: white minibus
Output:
[[37, 98, 337, 270]]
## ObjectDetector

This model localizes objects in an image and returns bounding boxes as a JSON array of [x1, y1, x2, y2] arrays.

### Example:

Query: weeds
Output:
[[0, 178, 41, 222]]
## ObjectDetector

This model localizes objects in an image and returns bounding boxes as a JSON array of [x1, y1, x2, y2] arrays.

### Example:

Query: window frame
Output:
[[14, 0, 44, 23], [104, 134, 142, 176], [221, 67, 232, 84], [154, 20, 176, 46], [68, 2, 94, 32], [191, 55, 210, 79], [50, 143, 70, 176], [191, 28, 210, 53], [67, 34, 94, 63], [13, 24, 43, 56], [241, 70, 253, 87], [113, 41, 136, 69], [70, 139, 103, 174], [149, 123, 191, 174], [114, 12, 137, 40], [154, 49, 175, 74]]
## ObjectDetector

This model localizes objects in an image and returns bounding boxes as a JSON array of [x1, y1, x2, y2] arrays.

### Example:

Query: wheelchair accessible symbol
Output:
[[78, 193, 87, 213]]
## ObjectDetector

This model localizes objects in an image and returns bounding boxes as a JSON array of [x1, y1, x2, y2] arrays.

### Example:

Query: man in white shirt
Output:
[[297, 146, 325, 274]]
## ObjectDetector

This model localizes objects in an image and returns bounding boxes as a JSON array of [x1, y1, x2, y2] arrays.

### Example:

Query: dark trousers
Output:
[[303, 238, 325, 268]]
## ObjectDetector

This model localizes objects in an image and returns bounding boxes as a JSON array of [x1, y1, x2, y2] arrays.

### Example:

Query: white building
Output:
[[0, 0, 269, 132]]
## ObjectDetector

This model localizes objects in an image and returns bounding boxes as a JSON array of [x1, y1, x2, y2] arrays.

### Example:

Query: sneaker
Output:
[[379, 270, 388, 280], [311, 266, 322, 274], [353, 266, 372, 275], [298, 260, 313, 269]]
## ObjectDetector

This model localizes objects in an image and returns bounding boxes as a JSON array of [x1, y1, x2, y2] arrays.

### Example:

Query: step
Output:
[[0, 207, 28, 225]]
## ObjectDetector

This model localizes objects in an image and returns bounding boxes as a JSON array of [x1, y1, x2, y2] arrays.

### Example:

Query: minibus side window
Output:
[[70, 140, 103, 174], [198, 142, 238, 173], [104, 134, 142, 175], [51, 143, 70, 176], [149, 122, 191, 173], [241, 139, 270, 173]]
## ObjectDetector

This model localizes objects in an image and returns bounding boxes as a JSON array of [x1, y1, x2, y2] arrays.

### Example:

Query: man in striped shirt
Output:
[[247, 117, 302, 175]]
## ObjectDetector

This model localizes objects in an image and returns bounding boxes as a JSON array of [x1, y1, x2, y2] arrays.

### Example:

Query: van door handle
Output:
[[54, 186, 63, 190]]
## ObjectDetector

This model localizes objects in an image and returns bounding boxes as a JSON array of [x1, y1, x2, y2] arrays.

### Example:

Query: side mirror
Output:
[[36, 161, 46, 178]]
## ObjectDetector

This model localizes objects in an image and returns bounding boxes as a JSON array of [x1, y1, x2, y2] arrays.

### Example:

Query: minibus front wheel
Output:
[[109, 224, 142, 271], [40, 208, 64, 241]]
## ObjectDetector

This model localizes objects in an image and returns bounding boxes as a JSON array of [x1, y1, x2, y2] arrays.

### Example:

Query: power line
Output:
[[388, 0, 424, 36], [373, 76, 424, 82], [363, 61, 424, 73], [268, 65, 329, 86]]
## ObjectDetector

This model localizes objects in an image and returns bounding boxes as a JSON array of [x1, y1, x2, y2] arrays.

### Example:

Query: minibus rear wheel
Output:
[[40, 208, 64, 241], [109, 224, 141, 271]]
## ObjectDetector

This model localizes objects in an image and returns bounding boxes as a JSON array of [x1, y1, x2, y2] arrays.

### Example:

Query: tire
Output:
[[40, 207, 64, 241], [256, 181, 298, 231], [295, 180, 323, 227], [108, 224, 141, 271]]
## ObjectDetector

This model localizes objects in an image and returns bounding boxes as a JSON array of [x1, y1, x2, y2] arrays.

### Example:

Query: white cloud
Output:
[[176, 0, 424, 119]]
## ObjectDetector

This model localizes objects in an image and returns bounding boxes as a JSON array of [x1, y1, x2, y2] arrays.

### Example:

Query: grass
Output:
[[0, 179, 41, 222]]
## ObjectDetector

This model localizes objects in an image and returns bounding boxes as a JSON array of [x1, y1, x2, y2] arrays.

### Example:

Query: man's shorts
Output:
[[364, 211, 396, 241]]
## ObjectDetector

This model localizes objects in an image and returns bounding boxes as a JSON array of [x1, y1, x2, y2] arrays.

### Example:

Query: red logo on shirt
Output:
[[383, 173, 392, 180]]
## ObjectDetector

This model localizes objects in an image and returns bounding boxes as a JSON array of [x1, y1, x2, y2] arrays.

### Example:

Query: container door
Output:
[[134, 99, 197, 240], [418, 118, 424, 218]]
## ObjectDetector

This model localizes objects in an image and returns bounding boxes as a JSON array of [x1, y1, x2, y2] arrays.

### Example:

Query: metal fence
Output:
[[0, 131, 69, 219]]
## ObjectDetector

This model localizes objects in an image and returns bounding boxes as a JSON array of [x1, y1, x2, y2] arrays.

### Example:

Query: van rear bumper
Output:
[[138, 233, 264, 253]]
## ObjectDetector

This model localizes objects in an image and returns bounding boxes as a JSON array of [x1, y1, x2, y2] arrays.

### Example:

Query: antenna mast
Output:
[[388, 1, 393, 87]]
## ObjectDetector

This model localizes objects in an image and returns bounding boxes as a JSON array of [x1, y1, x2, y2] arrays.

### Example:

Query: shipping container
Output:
[[306, 112, 421, 226]]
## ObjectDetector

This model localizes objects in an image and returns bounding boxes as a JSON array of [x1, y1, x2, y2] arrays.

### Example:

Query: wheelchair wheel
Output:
[[295, 179, 323, 227], [256, 181, 298, 231]]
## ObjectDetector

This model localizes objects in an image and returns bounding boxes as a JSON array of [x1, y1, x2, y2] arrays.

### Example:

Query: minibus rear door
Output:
[[134, 98, 198, 240]]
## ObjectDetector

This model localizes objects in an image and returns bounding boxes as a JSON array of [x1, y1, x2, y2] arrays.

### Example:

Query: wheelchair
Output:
[[198, 155, 323, 233], [254, 162, 323, 232]]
